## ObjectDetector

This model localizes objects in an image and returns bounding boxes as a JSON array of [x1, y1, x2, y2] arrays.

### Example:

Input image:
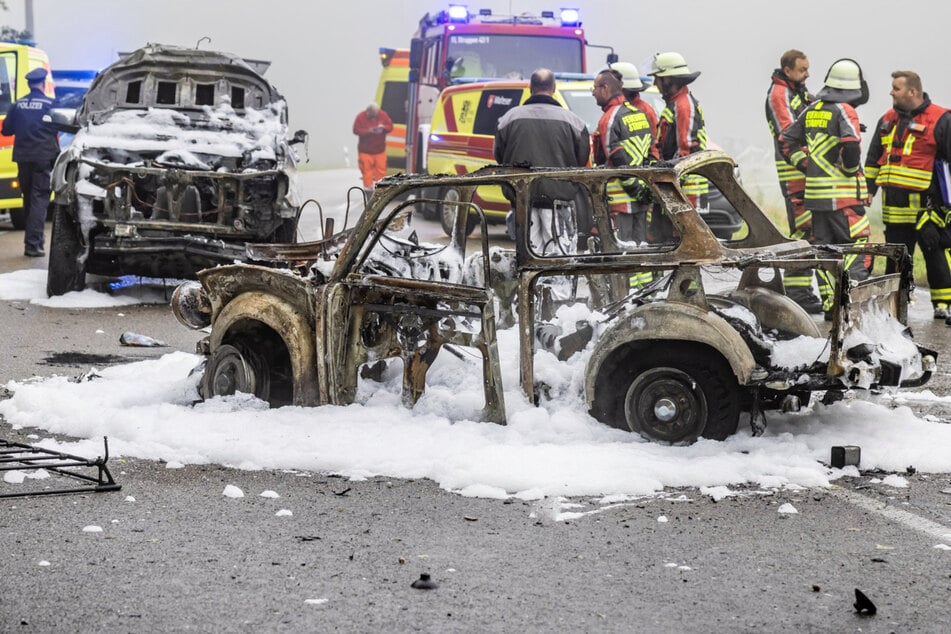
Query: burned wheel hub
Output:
[[624, 367, 707, 443], [201, 344, 270, 401]]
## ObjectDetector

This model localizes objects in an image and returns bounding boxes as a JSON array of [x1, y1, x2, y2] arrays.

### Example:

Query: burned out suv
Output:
[[44, 44, 308, 296], [171, 150, 935, 445]]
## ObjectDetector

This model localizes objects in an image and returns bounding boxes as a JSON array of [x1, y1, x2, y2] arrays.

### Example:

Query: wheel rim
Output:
[[202, 344, 270, 401], [439, 188, 463, 233], [624, 367, 707, 443]]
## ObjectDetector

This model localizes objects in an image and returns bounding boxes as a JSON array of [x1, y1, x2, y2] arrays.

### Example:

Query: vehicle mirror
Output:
[[290, 129, 308, 145], [43, 107, 80, 133]]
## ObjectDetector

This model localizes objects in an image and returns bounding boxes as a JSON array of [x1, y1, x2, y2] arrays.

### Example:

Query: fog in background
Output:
[[7, 0, 950, 202]]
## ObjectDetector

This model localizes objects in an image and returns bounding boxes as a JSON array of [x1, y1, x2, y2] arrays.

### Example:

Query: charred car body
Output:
[[44, 44, 308, 296], [172, 150, 935, 444]]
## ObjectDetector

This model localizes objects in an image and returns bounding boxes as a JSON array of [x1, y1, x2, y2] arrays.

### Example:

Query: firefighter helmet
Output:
[[610, 61, 644, 91], [648, 52, 696, 77], [822, 58, 869, 106], [823, 59, 862, 90]]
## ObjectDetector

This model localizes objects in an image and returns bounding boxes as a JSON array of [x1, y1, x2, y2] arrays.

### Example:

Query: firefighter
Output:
[[864, 70, 951, 321], [781, 59, 872, 318], [611, 61, 658, 141], [591, 68, 656, 245], [648, 52, 707, 205], [765, 49, 822, 314], [648, 52, 707, 243]]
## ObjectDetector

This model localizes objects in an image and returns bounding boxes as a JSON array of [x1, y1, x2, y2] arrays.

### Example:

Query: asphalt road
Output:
[[0, 172, 949, 633]]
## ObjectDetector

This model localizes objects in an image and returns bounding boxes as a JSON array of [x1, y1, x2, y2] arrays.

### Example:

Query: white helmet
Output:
[[648, 51, 697, 78], [609, 61, 644, 91], [823, 58, 862, 90]]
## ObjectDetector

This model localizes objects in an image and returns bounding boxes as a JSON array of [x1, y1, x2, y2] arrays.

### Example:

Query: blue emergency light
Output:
[[560, 8, 581, 26], [447, 5, 469, 22]]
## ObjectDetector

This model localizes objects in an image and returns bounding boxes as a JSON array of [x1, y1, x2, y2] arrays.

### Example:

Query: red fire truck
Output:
[[404, 5, 591, 173]]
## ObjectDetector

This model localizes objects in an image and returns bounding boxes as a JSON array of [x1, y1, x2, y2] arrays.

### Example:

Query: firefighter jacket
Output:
[[352, 108, 393, 155], [781, 100, 867, 212], [593, 94, 655, 206], [657, 85, 706, 160], [628, 93, 659, 144], [657, 85, 708, 201], [864, 97, 951, 224], [0, 87, 59, 164], [765, 69, 811, 191]]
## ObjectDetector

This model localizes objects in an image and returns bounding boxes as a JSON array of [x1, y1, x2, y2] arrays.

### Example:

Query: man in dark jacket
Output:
[[1, 67, 59, 257], [494, 68, 589, 255]]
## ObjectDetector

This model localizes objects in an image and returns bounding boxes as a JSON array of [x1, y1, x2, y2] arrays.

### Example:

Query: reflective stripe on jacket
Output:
[[781, 100, 867, 211]]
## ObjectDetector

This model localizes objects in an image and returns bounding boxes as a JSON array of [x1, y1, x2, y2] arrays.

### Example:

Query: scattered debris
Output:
[[275, 509, 292, 517], [260, 490, 280, 498], [853, 588, 877, 615], [811, 584, 821, 592], [831, 446, 861, 469], [411, 573, 438, 590], [82, 525, 103, 533], [333, 488, 351, 497], [119, 332, 168, 347], [0, 437, 120, 498], [463, 516, 477, 522], [905, 465, 916, 475], [777, 503, 799, 515]]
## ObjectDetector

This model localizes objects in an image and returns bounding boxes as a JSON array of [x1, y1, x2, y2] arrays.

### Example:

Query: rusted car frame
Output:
[[173, 150, 935, 444], [45, 43, 307, 296]]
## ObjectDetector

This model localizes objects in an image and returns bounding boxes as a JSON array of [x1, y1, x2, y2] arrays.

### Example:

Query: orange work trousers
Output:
[[358, 152, 387, 188]]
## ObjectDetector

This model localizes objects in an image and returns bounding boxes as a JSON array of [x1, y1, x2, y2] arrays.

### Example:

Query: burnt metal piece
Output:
[[0, 437, 121, 498]]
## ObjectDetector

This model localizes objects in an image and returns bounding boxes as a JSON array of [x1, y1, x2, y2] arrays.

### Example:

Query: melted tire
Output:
[[46, 204, 86, 297], [593, 344, 741, 443]]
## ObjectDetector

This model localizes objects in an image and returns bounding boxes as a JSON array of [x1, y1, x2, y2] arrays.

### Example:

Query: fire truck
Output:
[[404, 5, 591, 174]]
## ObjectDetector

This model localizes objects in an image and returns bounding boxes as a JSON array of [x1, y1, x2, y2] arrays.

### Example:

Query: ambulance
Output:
[[0, 42, 54, 229], [373, 48, 409, 176]]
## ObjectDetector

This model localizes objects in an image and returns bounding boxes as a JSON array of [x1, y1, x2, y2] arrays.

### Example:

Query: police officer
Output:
[[1, 67, 59, 257]]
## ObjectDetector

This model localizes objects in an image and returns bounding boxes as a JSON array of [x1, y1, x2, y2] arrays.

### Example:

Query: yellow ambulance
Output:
[[0, 43, 54, 229], [373, 48, 409, 176]]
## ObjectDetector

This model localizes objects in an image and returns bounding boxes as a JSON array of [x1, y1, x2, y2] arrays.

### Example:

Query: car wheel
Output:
[[438, 187, 476, 237], [593, 344, 740, 443], [9, 207, 25, 230], [200, 343, 272, 403], [46, 204, 87, 297]]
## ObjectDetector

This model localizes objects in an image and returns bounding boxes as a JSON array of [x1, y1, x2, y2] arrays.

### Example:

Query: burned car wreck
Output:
[[172, 150, 936, 444], [44, 43, 308, 296]]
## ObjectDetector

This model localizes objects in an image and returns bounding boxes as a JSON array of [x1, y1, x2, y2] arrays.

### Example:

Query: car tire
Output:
[[9, 207, 25, 230], [592, 344, 741, 443], [46, 204, 87, 297], [438, 187, 477, 237]]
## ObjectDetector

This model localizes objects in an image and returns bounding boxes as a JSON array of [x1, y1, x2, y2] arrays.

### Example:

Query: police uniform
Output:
[[1, 68, 60, 257]]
